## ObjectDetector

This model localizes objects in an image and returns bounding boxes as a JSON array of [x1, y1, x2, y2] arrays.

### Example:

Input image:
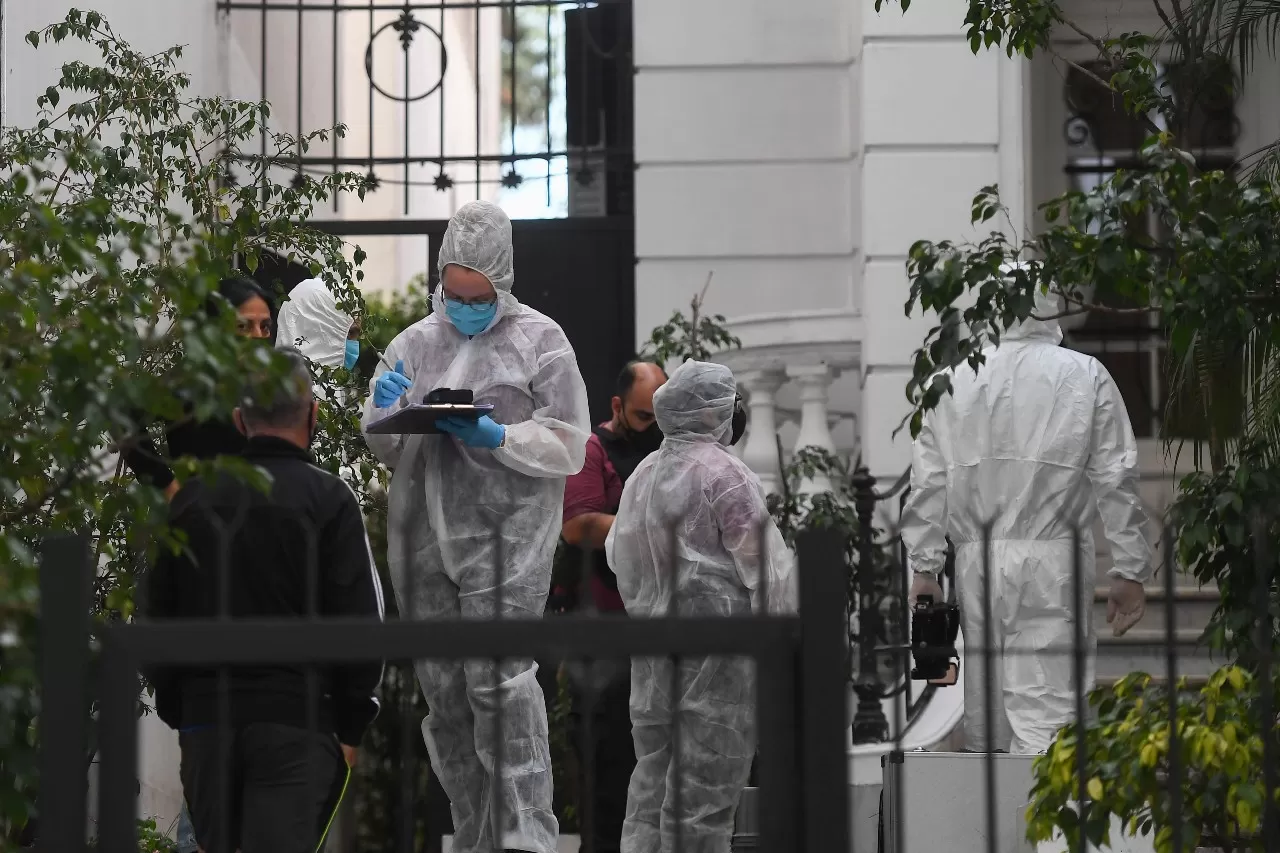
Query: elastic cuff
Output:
[[1106, 567, 1152, 584]]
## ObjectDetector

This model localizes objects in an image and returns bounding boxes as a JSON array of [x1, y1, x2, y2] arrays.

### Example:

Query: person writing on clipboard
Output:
[[360, 200, 591, 853]]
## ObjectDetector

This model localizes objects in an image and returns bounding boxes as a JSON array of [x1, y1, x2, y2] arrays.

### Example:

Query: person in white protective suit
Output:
[[360, 200, 591, 853], [900, 283, 1152, 755], [604, 360, 796, 853], [276, 277, 361, 370]]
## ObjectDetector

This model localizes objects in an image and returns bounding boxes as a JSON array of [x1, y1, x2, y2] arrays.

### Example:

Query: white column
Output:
[[738, 368, 786, 495], [789, 364, 837, 493]]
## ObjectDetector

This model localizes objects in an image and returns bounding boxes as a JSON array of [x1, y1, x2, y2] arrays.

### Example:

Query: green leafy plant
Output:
[[768, 446, 859, 552], [546, 666, 580, 833], [768, 446, 905, 682], [87, 817, 179, 853], [1171, 441, 1280, 663], [0, 9, 371, 844], [1026, 667, 1280, 853]]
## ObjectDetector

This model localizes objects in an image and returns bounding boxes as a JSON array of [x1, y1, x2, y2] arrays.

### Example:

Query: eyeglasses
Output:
[[440, 285, 496, 307]]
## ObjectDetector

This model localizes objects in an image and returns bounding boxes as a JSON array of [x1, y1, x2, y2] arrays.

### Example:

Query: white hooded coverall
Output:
[[276, 277, 353, 368], [899, 288, 1152, 754], [361, 201, 591, 853], [605, 360, 796, 853]]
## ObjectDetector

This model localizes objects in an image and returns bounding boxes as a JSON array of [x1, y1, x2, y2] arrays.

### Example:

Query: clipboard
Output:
[[365, 402, 496, 435]]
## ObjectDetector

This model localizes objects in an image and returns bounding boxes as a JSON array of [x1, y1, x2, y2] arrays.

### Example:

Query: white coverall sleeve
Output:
[[1087, 368, 1152, 583], [359, 334, 414, 469], [710, 474, 797, 615], [492, 344, 591, 479], [900, 411, 949, 577]]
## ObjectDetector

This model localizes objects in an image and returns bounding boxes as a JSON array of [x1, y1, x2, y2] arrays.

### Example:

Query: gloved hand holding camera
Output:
[[909, 571, 960, 686]]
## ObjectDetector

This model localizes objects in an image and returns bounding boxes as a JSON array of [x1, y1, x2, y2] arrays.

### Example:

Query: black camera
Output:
[[909, 594, 961, 683], [426, 387, 473, 405]]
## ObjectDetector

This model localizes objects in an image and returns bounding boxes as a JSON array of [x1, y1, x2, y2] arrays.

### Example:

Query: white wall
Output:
[[632, 0, 860, 362]]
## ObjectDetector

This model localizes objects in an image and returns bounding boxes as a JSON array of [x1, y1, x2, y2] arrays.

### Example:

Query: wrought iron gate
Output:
[[218, 0, 638, 408], [216, 0, 633, 214]]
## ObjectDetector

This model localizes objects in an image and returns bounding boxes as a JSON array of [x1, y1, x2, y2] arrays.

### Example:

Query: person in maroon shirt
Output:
[[557, 359, 666, 853]]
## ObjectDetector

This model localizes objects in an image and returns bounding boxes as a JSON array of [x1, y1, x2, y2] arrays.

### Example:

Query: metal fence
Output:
[[36, 514, 849, 853], [32, 461, 1279, 853]]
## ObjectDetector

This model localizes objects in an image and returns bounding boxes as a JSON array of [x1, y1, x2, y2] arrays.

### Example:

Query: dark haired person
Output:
[[554, 358, 665, 853], [122, 276, 276, 501], [141, 350, 385, 853]]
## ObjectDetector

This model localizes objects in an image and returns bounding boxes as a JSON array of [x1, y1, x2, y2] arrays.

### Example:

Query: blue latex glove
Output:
[[373, 360, 413, 408], [438, 415, 505, 449]]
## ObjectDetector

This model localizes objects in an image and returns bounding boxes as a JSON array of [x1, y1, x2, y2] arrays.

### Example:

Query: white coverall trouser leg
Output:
[[621, 655, 756, 853], [391, 536, 558, 853], [956, 539, 1096, 755]]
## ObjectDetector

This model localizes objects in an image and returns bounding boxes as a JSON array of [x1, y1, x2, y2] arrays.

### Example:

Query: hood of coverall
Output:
[[276, 277, 353, 368], [652, 360, 738, 446], [1001, 285, 1065, 346], [436, 200, 516, 293]]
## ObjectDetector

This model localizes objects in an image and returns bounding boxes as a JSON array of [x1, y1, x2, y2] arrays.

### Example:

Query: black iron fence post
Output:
[[797, 528, 851, 853], [37, 534, 93, 853], [850, 466, 890, 744]]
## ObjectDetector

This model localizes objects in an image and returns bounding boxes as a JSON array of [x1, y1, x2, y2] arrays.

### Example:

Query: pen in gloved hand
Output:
[[370, 345, 398, 376]]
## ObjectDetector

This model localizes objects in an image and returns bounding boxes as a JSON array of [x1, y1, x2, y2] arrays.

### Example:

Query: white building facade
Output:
[[633, 0, 1036, 492], [634, 0, 1279, 513]]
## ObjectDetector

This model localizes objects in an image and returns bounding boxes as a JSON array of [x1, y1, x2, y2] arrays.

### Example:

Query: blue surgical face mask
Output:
[[344, 339, 360, 370], [445, 298, 497, 336]]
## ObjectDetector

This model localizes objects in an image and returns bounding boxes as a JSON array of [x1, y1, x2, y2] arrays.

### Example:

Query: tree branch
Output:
[[1032, 303, 1161, 321], [1046, 46, 1165, 138], [1150, 0, 1179, 37]]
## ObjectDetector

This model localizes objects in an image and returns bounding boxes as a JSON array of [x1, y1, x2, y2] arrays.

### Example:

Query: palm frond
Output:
[[1242, 327, 1280, 465], [1164, 326, 1242, 471], [1215, 0, 1280, 72]]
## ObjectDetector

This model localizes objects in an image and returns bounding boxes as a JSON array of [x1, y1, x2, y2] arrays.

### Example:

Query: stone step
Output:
[[1095, 628, 1220, 681], [1091, 584, 1218, 633], [1095, 673, 1212, 690]]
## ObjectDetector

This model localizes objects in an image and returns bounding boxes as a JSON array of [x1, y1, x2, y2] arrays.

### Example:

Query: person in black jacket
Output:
[[141, 349, 385, 853], [122, 277, 276, 501]]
